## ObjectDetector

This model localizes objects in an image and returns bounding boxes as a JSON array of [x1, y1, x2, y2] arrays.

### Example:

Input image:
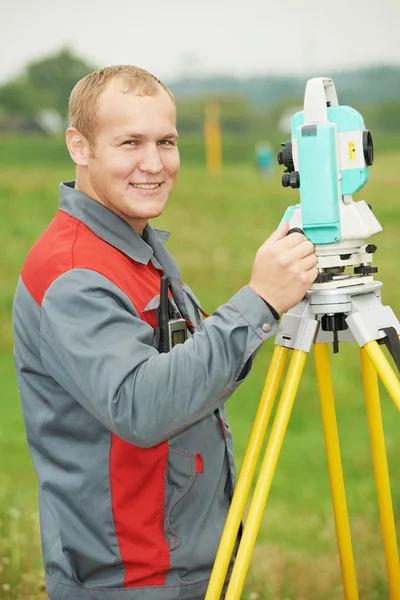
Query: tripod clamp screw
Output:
[[354, 265, 378, 275], [315, 272, 334, 283]]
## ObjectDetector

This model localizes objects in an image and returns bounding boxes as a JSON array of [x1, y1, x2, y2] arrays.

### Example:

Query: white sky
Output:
[[1, 0, 399, 84]]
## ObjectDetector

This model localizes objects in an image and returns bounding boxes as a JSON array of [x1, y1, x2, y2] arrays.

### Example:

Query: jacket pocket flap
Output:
[[143, 295, 160, 312]]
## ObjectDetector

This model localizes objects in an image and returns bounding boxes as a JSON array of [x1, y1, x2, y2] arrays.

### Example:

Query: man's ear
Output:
[[66, 127, 91, 166]]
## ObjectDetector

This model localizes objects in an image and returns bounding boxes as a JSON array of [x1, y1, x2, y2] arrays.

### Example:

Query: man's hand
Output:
[[249, 221, 318, 316]]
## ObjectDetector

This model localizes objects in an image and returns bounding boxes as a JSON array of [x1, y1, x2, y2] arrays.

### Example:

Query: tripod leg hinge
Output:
[[345, 294, 400, 349]]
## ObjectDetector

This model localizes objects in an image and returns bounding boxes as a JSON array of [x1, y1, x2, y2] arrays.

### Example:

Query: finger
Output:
[[290, 239, 316, 261], [299, 254, 318, 271], [278, 231, 308, 249], [260, 221, 289, 251], [307, 266, 319, 283], [267, 220, 289, 244]]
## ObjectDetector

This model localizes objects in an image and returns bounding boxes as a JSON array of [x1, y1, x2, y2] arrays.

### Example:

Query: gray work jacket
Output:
[[12, 181, 279, 599]]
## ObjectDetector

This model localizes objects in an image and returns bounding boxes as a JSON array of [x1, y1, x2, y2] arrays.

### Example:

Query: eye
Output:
[[122, 140, 138, 146], [158, 139, 176, 146]]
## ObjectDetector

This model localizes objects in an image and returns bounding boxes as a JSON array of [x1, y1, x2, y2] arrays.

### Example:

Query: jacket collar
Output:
[[59, 181, 170, 266], [58, 181, 191, 322]]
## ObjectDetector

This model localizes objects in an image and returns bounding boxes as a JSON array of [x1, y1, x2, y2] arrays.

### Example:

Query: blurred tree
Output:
[[0, 48, 96, 121], [26, 49, 96, 118], [0, 79, 48, 117], [1, 49, 399, 138]]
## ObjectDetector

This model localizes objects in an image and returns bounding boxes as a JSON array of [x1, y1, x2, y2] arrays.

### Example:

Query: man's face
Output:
[[81, 80, 180, 233]]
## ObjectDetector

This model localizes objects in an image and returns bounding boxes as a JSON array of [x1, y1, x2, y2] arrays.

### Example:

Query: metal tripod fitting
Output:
[[275, 298, 319, 352]]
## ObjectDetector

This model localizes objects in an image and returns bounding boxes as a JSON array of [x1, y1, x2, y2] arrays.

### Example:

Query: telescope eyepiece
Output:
[[363, 130, 374, 166]]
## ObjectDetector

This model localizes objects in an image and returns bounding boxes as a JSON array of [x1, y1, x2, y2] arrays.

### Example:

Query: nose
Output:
[[138, 143, 163, 174]]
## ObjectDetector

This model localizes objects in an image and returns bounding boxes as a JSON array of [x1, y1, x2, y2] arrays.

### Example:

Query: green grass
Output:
[[0, 136, 400, 599]]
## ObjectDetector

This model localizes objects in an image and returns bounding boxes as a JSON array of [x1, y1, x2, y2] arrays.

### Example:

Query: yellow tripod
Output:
[[206, 280, 400, 600]]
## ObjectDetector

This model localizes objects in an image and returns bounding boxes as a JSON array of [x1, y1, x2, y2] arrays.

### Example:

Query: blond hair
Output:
[[69, 65, 175, 145]]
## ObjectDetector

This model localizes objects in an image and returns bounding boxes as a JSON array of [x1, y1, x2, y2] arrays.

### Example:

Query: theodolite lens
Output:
[[363, 130, 374, 166]]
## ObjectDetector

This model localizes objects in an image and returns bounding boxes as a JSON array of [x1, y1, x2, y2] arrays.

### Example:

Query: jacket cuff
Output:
[[263, 300, 280, 321], [227, 285, 280, 341]]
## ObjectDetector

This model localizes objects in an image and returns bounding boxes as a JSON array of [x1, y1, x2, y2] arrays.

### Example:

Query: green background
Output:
[[0, 136, 399, 600]]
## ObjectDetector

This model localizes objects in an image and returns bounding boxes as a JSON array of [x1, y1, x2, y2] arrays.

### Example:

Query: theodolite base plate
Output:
[[275, 280, 400, 353]]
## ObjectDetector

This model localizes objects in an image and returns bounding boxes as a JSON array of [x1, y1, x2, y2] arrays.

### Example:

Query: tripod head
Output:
[[278, 77, 382, 288]]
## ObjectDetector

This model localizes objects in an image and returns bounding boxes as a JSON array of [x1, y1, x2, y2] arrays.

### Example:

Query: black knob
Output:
[[282, 173, 291, 187], [315, 272, 334, 283], [288, 227, 305, 236], [354, 265, 378, 275], [321, 313, 348, 332], [277, 140, 295, 172], [289, 171, 300, 189], [365, 244, 377, 254]]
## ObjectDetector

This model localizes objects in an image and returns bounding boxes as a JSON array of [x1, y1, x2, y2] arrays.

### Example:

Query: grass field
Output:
[[0, 136, 399, 599]]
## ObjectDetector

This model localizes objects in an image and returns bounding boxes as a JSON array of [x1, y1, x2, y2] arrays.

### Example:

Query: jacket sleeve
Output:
[[40, 268, 279, 447]]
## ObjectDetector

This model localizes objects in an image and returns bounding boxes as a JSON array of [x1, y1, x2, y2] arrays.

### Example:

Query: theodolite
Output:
[[278, 76, 379, 284], [205, 77, 400, 600], [274, 77, 400, 360]]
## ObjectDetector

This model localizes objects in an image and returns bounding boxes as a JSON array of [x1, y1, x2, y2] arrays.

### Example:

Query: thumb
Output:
[[267, 220, 289, 244]]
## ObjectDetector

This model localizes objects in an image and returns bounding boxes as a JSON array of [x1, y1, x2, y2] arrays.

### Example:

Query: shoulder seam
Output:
[[41, 268, 140, 315], [70, 219, 81, 269]]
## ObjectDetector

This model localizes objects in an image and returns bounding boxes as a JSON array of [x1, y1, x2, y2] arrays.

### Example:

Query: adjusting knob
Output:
[[354, 265, 378, 275], [321, 313, 349, 332], [315, 272, 334, 283]]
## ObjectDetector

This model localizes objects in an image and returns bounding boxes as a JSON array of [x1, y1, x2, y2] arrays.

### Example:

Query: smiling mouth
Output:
[[130, 183, 162, 189]]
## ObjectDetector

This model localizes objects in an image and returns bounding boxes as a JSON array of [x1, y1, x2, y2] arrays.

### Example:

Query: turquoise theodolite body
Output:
[[279, 77, 382, 289]]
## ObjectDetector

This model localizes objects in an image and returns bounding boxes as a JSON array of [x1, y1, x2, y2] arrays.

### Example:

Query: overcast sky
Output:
[[1, 0, 399, 85]]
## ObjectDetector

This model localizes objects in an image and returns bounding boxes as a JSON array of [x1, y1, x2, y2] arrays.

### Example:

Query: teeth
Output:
[[132, 183, 160, 189]]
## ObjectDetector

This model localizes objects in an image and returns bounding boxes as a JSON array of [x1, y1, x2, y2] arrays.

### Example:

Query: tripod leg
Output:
[[225, 349, 307, 600], [205, 345, 289, 600], [314, 343, 359, 600], [363, 341, 400, 411], [360, 348, 400, 599]]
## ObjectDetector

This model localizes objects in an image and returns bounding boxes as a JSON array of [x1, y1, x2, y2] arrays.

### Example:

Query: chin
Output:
[[145, 209, 165, 219], [137, 201, 168, 219]]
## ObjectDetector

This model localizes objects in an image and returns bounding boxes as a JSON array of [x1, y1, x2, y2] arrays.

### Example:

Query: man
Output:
[[13, 65, 317, 600]]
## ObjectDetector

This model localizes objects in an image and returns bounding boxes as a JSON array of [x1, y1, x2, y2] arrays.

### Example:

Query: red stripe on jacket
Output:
[[21, 209, 170, 587]]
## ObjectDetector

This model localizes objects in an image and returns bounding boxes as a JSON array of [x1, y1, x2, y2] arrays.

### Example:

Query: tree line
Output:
[[0, 49, 399, 134]]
